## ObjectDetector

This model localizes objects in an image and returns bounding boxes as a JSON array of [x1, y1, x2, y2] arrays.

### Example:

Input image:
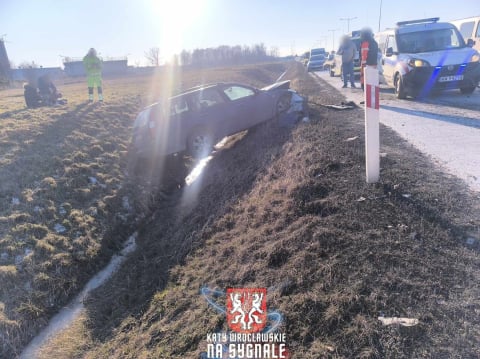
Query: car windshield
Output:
[[397, 28, 465, 53], [310, 55, 325, 61]]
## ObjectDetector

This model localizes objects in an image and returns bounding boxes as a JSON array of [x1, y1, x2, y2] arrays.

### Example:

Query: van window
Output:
[[459, 21, 475, 39], [397, 28, 464, 53], [377, 34, 387, 53], [386, 35, 398, 52], [476, 22, 480, 37]]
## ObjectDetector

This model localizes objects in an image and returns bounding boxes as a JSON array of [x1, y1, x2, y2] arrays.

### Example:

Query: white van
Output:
[[376, 17, 480, 99], [450, 16, 480, 52]]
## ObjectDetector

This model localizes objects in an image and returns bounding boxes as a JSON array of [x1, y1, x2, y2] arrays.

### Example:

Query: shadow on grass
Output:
[[83, 117, 295, 342]]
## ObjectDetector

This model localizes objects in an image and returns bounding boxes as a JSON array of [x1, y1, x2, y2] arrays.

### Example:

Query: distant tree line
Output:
[[146, 43, 279, 68]]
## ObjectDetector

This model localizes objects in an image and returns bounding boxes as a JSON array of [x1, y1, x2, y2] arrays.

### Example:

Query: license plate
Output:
[[438, 75, 464, 82]]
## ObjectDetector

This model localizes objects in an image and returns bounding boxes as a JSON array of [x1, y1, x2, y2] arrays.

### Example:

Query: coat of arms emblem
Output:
[[226, 288, 267, 333]]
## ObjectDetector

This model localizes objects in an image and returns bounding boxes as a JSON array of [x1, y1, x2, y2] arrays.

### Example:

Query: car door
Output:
[[382, 34, 398, 86], [185, 88, 229, 140], [221, 85, 272, 133]]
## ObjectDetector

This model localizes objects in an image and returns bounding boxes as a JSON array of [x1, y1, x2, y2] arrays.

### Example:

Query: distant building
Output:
[[0, 40, 11, 83], [10, 67, 64, 82], [63, 57, 128, 77]]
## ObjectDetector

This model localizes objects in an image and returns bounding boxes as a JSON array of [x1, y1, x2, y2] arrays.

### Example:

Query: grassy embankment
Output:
[[0, 62, 287, 358], [38, 63, 480, 358]]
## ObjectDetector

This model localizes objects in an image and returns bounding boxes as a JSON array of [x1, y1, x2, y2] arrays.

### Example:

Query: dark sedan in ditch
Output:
[[129, 81, 293, 161]]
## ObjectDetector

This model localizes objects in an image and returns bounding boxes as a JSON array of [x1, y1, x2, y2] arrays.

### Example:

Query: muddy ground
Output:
[[35, 63, 480, 358]]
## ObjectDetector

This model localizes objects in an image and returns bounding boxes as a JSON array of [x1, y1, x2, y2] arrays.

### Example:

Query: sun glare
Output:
[[154, 0, 207, 60]]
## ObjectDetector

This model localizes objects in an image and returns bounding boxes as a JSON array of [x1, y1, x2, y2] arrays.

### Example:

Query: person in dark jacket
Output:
[[360, 27, 378, 90], [38, 75, 61, 105], [24, 82, 41, 108]]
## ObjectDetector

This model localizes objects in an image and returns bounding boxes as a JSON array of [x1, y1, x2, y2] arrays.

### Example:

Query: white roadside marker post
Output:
[[364, 66, 380, 183]]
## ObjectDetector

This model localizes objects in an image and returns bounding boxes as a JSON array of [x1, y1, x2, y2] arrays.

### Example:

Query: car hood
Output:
[[402, 47, 478, 66], [261, 80, 290, 92]]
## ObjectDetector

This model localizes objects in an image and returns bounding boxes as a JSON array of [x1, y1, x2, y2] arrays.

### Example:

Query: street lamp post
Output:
[[328, 29, 340, 52], [378, 0, 383, 32], [340, 17, 358, 33]]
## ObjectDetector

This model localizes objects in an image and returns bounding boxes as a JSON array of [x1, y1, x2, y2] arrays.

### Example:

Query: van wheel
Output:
[[460, 86, 476, 95], [187, 129, 214, 158], [395, 74, 407, 99]]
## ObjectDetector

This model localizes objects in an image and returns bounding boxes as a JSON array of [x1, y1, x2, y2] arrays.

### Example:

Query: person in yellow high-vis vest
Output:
[[83, 48, 103, 102]]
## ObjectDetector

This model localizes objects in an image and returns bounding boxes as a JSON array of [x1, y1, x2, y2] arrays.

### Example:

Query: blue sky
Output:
[[0, 0, 477, 67]]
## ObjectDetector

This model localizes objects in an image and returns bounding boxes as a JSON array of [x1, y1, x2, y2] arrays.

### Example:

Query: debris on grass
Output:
[[466, 237, 476, 246], [378, 317, 419, 327], [345, 136, 359, 142], [122, 196, 131, 212], [53, 223, 67, 234]]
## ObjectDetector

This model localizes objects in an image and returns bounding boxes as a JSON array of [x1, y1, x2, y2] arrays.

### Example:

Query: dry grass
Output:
[[0, 62, 287, 358], [41, 62, 480, 359], [7, 62, 480, 358]]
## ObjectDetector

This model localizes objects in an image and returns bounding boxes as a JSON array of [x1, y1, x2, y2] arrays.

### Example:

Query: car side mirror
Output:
[[385, 47, 394, 57], [467, 39, 475, 47]]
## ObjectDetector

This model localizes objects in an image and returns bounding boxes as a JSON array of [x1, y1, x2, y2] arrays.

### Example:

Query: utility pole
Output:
[[340, 17, 357, 33], [328, 29, 340, 52], [314, 36, 328, 48], [378, 0, 383, 32]]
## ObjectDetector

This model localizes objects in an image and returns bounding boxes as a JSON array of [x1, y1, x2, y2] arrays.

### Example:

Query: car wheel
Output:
[[395, 74, 407, 99], [187, 129, 214, 159], [276, 93, 291, 116], [460, 86, 476, 95]]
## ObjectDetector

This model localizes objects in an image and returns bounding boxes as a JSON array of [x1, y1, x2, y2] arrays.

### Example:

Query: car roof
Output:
[[397, 22, 455, 34]]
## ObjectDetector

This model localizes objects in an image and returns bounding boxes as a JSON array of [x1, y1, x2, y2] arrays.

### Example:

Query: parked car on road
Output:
[[451, 16, 480, 52], [307, 54, 326, 72], [310, 48, 326, 57], [129, 81, 293, 162], [376, 17, 480, 99]]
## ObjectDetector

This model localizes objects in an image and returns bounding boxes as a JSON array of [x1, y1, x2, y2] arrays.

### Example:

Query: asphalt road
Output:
[[313, 70, 480, 192]]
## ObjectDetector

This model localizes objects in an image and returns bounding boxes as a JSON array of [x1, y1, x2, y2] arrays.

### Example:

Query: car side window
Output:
[[170, 97, 189, 116], [190, 88, 225, 112], [199, 88, 225, 108], [223, 86, 255, 101], [476, 21, 480, 38], [459, 21, 475, 39]]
